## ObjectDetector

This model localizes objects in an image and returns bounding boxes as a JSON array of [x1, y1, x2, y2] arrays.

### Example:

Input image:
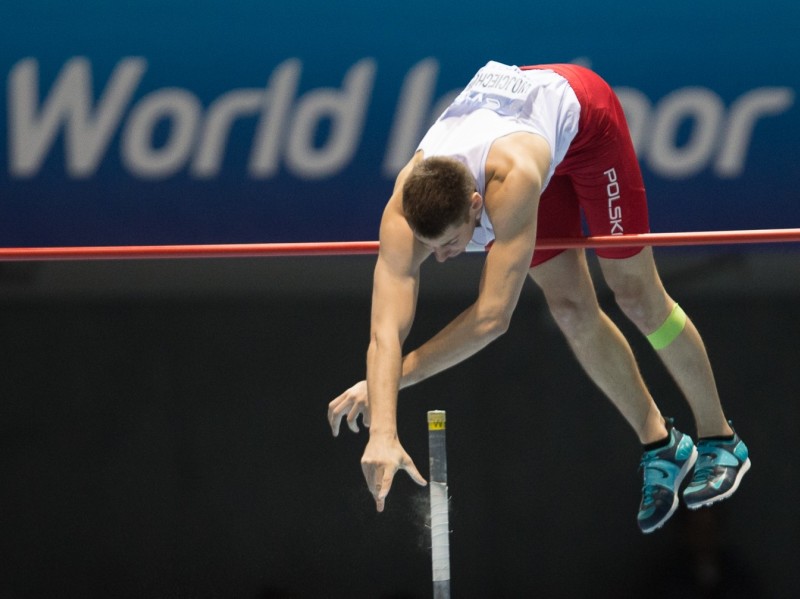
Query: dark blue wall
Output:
[[2, 2, 799, 246]]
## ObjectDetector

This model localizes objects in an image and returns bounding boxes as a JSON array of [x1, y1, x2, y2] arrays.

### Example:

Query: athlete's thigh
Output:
[[531, 175, 582, 268], [597, 247, 663, 294], [528, 247, 599, 307], [597, 248, 672, 327]]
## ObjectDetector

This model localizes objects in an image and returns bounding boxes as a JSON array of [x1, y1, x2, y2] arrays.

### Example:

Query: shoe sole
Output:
[[641, 446, 698, 534], [685, 457, 752, 510]]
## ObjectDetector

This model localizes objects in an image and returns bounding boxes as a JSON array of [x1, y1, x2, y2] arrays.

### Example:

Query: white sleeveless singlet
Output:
[[416, 61, 581, 251]]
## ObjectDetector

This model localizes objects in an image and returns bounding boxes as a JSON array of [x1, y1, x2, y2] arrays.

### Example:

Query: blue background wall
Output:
[[2, 1, 798, 246]]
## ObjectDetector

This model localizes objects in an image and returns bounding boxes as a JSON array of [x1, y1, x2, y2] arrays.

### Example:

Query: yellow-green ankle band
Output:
[[647, 303, 687, 350]]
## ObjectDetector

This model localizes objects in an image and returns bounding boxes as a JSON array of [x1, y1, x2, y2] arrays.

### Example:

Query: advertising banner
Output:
[[2, 1, 798, 247]]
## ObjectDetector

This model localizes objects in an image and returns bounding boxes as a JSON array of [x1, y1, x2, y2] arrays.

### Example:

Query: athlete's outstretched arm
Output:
[[358, 198, 433, 511], [328, 156, 433, 511]]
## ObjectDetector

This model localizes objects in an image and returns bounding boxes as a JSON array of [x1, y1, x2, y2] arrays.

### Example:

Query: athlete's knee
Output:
[[609, 274, 647, 315], [544, 293, 601, 339], [608, 275, 666, 331], [599, 248, 667, 327]]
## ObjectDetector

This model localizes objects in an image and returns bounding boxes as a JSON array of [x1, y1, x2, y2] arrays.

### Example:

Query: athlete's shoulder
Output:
[[487, 133, 551, 181], [378, 153, 429, 270]]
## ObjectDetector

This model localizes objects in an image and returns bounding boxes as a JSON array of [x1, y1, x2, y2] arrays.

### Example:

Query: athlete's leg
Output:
[[598, 249, 733, 438], [546, 63, 732, 439], [528, 248, 667, 444], [534, 64, 746, 521]]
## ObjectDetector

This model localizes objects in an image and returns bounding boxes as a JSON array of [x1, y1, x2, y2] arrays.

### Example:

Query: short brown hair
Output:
[[402, 157, 475, 238]]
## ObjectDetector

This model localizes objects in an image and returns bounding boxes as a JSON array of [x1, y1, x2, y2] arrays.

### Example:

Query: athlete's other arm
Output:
[[399, 134, 549, 386]]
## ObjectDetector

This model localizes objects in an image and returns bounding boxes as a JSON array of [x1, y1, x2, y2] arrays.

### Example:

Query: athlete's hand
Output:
[[361, 433, 427, 512], [328, 380, 369, 436]]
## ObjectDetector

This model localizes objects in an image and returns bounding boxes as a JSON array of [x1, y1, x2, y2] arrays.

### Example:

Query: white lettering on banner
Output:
[[122, 89, 202, 178], [616, 85, 795, 179], [383, 59, 439, 175], [649, 88, 726, 178], [4, 57, 795, 181], [245, 60, 302, 179], [6, 57, 375, 181], [284, 58, 375, 178], [192, 87, 269, 178], [197, 58, 377, 180], [715, 87, 795, 177], [382, 58, 461, 175], [9, 57, 146, 178]]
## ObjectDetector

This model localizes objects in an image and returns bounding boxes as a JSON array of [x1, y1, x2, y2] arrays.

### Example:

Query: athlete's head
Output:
[[402, 157, 482, 261]]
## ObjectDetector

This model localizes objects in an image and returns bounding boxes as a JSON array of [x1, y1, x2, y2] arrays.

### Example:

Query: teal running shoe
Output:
[[637, 426, 697, 534], [683, 425, 750, 510]]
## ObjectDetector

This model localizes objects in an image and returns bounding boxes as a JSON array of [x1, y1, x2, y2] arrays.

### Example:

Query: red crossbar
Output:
[[1, 229, 799, 261]]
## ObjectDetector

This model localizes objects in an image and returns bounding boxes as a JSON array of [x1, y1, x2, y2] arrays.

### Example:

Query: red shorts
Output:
[[521, 64, 649, 267]]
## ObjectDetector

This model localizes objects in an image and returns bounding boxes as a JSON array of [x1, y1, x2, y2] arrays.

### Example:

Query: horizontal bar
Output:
[[0, 241, 380, 261], [1, 229, 799, 262]]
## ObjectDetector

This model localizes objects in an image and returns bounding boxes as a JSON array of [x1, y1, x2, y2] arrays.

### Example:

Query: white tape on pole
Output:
[[430, 481, 451, 582], [428, 410, 451, 598]]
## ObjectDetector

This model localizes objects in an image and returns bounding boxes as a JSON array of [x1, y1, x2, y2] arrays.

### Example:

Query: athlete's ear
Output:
[[469, 192, 483, 215]]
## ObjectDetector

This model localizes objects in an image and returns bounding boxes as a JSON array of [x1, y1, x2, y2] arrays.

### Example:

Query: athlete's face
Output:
[[414, 192, 483, 263], [416, 222, 474, 262]]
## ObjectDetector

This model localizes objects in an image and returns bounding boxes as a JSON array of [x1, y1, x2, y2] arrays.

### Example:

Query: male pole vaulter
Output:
[[328, 61, 750, 533]]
